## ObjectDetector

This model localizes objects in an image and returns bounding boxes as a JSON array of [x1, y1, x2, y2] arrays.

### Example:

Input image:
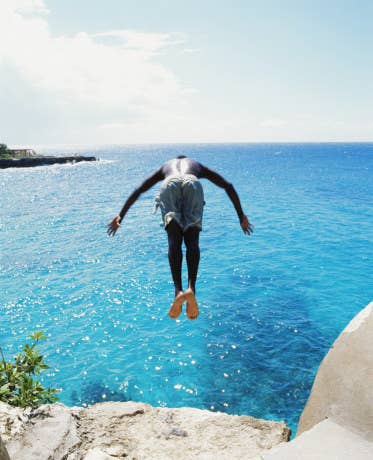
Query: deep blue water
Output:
[[1, 143, 372, 435]]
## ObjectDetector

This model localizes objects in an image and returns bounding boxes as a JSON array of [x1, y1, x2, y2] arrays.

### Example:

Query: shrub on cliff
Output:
[[0, 331, 59, 407], [0, 144, 9, 156], [0, 144, 13, 158]]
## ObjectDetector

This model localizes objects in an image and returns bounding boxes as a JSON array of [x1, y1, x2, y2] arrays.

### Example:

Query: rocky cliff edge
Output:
[[0, 401, 290, 460]]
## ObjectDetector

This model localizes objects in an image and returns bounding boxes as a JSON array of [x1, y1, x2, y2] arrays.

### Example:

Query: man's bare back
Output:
[[161, 157, 204, 178]]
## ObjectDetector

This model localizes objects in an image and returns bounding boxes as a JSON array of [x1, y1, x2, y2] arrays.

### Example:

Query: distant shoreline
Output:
[[0, 155, 97, 169]]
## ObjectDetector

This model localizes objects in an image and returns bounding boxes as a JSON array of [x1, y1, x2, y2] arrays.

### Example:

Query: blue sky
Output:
[[1, 0, 373, 145]]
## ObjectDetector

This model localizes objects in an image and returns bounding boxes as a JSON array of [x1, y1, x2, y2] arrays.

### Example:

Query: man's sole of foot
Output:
[[184, 289, 199, 320], [168, 292, 185, 319]]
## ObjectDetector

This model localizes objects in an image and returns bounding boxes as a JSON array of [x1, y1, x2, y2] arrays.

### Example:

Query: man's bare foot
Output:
[[168, 291, 185, 319], [184, 288, 199, 320]]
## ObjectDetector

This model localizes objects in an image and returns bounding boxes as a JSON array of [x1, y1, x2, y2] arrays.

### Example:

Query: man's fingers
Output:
[[107, 217, 121, 236], [242, 223, 253, 235], [107, 225, 117, 236], [240, 215, 254, 236]]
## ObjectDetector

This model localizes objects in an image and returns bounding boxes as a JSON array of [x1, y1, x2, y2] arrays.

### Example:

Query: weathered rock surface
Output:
[[297, 301, 373, 441], [0, 402, 79, 460], [0, 435, 10, 460], [0, 401, 290, 460], [0, 156, 97, 169], [252, 419, 373, 460]]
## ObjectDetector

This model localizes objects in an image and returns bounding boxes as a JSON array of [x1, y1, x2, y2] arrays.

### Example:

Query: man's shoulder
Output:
[[187, 158, 204, 175]]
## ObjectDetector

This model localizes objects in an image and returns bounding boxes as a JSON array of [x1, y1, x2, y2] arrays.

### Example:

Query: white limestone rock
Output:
[[0, 402, 28, 441], [83, 448, 117, 460], [257, 419, 373, 460], [0, 400, 290, 460], [297, 301, 373, 441], [0, 435, 10, 460], [1, 403, 80, 460], [76, 402, 290, 459]]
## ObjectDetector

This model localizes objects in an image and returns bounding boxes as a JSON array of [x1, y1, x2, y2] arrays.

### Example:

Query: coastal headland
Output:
[[0, 146, 97, 169]]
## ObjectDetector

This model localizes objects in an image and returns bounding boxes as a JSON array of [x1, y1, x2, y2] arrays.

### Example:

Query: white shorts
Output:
[[154, 174, 204, 231]]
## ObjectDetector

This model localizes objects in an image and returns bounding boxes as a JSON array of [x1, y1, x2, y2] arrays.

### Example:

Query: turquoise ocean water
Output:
[[1, 143, 372, 435]]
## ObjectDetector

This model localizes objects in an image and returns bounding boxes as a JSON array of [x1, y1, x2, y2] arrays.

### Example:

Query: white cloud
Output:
[[93, 30, 185, 55], [1, 1, 371, 144], [0, 1, 192, 143], [12, 0, 49, 15]]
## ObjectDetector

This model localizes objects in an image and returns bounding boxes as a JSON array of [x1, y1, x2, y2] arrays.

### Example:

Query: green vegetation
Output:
[[0, 331, 59, 408], [0, 143, 12, 158]]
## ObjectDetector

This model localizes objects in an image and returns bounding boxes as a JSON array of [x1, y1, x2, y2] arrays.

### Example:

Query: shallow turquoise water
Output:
[[1, 143, 372, 435]]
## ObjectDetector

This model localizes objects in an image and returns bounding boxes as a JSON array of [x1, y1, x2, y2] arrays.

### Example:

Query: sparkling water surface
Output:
[[1, 143, 372, 435]]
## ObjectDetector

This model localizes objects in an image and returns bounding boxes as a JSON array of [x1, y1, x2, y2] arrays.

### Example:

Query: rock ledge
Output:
[[0, 401, 290, 460], [0, 156, 97, 169]]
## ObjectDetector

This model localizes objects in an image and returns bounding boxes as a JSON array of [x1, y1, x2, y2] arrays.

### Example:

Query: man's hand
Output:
[[107, 215, 121, 236], [240, 214, 253, 235]]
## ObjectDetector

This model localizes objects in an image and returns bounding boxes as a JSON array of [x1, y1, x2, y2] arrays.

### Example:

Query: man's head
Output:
[[176, 155, 187, 159]]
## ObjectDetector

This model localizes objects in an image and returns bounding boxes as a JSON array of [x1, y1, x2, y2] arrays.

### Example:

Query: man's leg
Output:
[[166, 220, 184, 318], [183, 227, 200, 319], [183, 227, 200, 293]]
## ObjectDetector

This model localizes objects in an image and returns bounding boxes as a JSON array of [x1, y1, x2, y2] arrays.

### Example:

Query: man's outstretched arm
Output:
[[107, 168, 164, 236], [200, 165, 253, 235]]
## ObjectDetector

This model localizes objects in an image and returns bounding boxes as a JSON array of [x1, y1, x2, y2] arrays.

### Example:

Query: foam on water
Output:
[[1, 143, 372, 435]]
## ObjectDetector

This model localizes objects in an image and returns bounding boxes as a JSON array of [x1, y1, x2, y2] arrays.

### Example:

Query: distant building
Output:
[[8, 149, 38, 158]]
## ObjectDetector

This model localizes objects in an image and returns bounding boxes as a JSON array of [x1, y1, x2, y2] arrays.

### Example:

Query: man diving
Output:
[[107, 156, 253, 320]]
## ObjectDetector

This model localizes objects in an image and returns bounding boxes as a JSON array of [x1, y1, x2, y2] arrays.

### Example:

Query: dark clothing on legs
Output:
[[166, 220, 183, 295], [184, 227, 200, 293]]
